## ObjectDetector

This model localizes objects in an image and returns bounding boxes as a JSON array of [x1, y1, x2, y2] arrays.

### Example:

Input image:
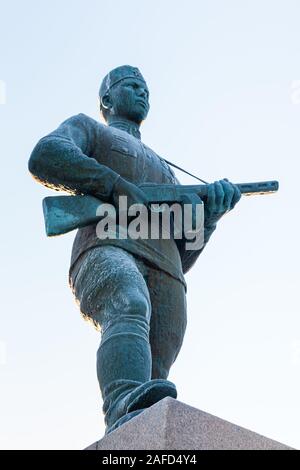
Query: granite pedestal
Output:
[[86, 397, 292, 450]]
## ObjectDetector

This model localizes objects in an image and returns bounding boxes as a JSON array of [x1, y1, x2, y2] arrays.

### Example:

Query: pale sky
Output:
[[1, 0, 300, 449]]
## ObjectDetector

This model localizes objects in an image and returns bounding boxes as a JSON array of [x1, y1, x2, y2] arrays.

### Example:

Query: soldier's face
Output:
[[110, 78, 150, 124]]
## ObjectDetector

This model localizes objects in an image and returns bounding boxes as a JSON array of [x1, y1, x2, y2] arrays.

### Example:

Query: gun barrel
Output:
[[139, 180, 279, 203], [237, 180, 279, 196]]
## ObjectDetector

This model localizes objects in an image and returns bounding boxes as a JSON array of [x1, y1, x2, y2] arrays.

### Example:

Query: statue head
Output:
[[99, 65, 150, 125]]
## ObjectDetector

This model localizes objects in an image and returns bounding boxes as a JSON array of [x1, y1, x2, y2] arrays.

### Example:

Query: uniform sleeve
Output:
[[28, 113, 120, 201], [174, 180, 217, 273], [177, 224, 216, 274]]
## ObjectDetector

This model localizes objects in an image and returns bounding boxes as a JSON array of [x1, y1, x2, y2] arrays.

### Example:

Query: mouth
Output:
[[136, 100, 148, 109]]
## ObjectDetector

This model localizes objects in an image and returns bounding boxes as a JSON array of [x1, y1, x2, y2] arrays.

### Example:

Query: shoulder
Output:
[[60, 113, 105, 132], [55, 113, 110, 147]]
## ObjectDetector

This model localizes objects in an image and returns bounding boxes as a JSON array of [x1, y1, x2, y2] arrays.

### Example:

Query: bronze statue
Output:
[[28, 65, 249, 433]]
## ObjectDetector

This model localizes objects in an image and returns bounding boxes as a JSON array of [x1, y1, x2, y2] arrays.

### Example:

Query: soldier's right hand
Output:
[[112, 176, 149, 209]]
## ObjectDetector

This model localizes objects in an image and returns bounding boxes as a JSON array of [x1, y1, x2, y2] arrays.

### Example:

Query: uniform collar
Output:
[[108, 118, 141, 140]]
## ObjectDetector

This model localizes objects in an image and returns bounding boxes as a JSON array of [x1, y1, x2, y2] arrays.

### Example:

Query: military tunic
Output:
[[30, 113, 188, 289]]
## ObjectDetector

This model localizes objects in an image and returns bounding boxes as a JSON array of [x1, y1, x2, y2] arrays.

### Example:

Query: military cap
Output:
[[99, 65, 146, 99]]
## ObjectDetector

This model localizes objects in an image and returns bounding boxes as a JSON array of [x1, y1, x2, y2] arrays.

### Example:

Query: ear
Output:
[[101, 93, 112, 110]]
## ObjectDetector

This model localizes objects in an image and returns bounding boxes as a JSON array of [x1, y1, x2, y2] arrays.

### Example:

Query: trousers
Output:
[[69, 245, 187, 431]]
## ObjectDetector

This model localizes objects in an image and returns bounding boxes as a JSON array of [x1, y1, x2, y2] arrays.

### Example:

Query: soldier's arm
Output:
[[171, 174, 217, 273], [28, 113, 120, 201], [176, 228, 215, 274], [177, 180, 241, 274]]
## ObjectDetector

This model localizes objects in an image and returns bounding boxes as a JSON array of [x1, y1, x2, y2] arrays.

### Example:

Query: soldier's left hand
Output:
[[204, 178, 241, 228]]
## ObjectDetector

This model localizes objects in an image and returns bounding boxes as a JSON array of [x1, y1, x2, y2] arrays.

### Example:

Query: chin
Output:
[[127, 111, 148, 124], [130, 103, 149, 121]]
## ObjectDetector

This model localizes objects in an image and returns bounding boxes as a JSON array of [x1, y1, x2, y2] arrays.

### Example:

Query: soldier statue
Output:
[[28, 65, 241, 433]]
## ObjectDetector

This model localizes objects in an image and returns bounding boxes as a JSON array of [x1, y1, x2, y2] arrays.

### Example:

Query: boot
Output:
[[97, 326, 177, 433]]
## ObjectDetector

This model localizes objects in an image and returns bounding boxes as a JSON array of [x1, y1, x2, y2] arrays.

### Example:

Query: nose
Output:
[[137, 88, 148, 99]]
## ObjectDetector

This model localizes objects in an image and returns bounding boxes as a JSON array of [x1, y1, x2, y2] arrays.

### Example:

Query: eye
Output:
[[125, 83, 149, 97]]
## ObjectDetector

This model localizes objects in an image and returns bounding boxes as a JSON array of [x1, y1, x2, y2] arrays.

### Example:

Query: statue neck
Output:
[[107, 117, 141, 140]]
